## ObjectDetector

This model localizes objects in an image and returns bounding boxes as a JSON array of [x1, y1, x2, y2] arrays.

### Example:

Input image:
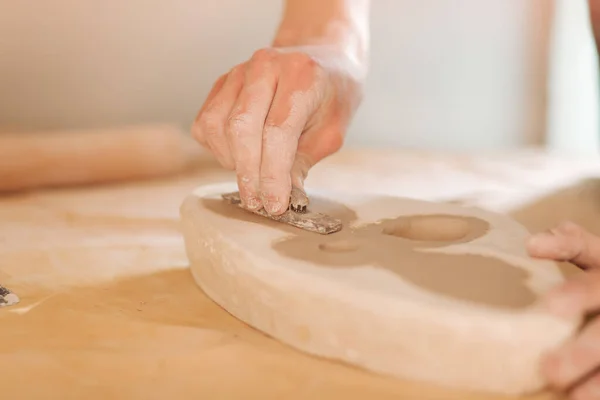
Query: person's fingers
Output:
[[194, 66, 245, 170], [259, 89, 306, 215], [259, 55, 319, 215], [287, 109, 345, 199], [191, 74, 227, 148], [544, 267, 600, 320], [226, 49, 278, 210], [569, 371, 600, 400], [541, 313, 600, 393], [284, 152, 313, 212], [527, 221, 600, 270], [295, 122, 344, 173], [289, 152, 313, 190]]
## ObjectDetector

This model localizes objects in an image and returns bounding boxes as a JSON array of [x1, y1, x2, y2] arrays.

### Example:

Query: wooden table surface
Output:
[[2, 147, 600, 400]]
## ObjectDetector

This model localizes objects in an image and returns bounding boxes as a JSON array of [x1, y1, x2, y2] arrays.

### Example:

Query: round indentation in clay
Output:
[[382, 215, 471, 242], [318, 240, 361, 253]]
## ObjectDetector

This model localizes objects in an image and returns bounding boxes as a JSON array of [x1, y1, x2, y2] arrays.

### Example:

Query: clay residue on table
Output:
[[203, 196, 537, 310]]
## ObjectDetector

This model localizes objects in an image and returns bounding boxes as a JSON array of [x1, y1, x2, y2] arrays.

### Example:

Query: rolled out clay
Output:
[[180, 182, 582, 395]]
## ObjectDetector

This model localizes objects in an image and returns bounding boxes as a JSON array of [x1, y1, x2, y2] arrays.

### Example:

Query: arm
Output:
[[273, 0, 370, 75], [589, 0, 600, 55]]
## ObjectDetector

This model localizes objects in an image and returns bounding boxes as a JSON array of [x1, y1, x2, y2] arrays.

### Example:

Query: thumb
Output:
[[527, 221, 600, 270], [288, 152, 313, 212], [288, 123, 345, 211], [291, 122, 345, 189], [290, 152, 313, 190]]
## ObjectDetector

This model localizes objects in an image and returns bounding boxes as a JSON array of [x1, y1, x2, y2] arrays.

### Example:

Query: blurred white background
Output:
[[0, 0, 597, 153]]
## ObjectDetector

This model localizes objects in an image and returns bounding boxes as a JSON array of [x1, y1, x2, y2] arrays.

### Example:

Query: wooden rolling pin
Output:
[[0, 125, 207, 192]]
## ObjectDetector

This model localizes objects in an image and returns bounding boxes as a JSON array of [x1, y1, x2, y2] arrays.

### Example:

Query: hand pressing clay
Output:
[[180, 182, 583, 395]]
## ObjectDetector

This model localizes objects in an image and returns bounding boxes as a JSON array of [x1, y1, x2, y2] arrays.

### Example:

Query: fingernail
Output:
[[527, 233, 555, 254], [265, 201, 282, 215], [245, 196, 261, 210]]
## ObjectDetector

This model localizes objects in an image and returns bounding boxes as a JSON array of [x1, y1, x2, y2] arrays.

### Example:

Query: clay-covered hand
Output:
[[527, 221, 600, 399], [191, 45, 364, 216]]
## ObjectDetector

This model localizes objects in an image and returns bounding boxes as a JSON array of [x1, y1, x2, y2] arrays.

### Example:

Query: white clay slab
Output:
[[180, 182, 582, 395]]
